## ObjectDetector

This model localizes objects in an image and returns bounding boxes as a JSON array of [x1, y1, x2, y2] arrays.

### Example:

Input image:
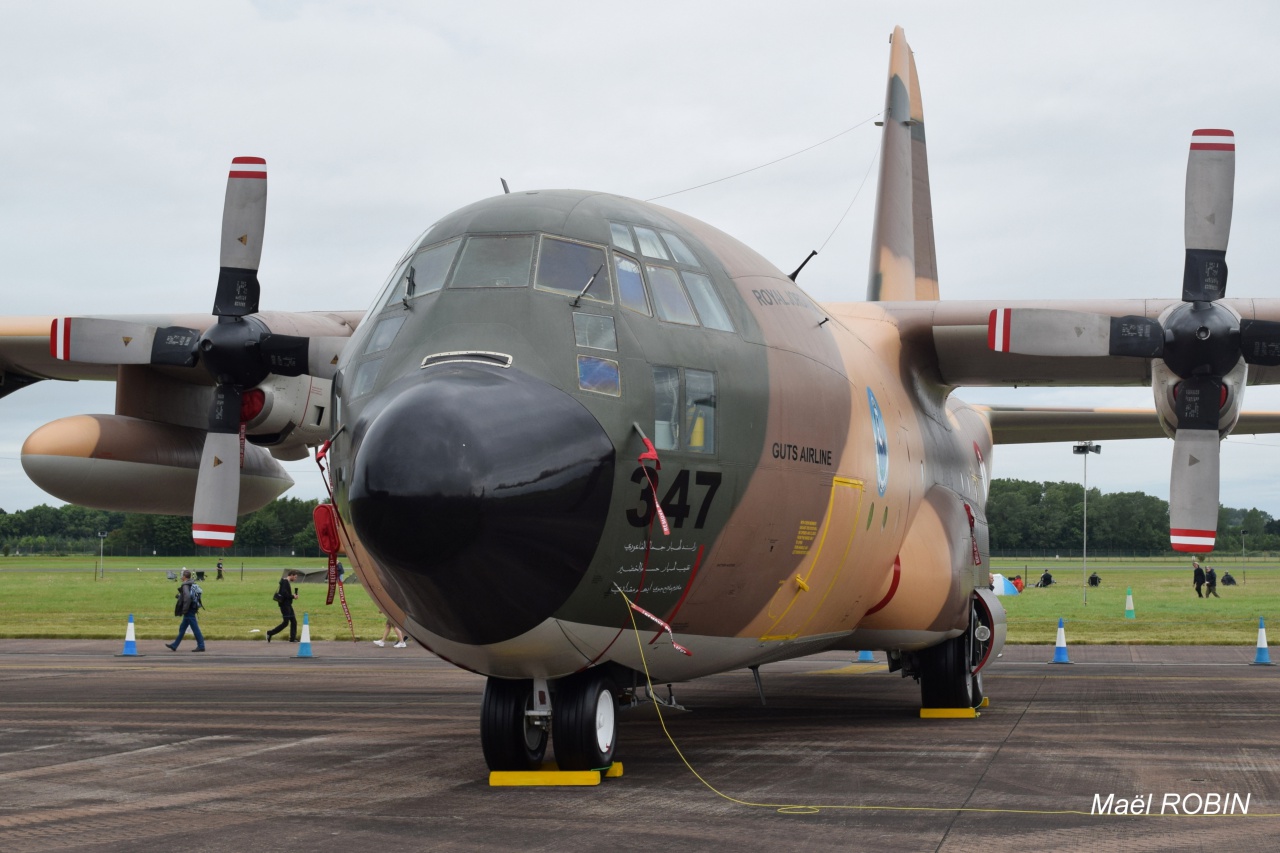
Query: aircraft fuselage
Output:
[[330, 189, 991, 683]]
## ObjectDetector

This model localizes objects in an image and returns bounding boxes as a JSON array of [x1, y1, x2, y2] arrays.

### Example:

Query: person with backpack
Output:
[[266, 570, 300, 643], [167, 568, 206, 652]]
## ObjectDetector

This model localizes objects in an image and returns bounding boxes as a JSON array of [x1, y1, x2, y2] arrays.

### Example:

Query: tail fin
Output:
[[866, 26, 939, 302]]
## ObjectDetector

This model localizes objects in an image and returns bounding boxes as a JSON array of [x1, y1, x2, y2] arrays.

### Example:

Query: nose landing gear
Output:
[[480, 670, 619, 772]]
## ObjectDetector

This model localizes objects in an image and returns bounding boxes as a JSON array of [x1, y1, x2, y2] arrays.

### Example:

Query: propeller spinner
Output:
[[986, 130, 1280, 553]]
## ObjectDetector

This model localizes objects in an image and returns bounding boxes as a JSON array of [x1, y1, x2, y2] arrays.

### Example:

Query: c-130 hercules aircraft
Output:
[[6, 27, 1280, 771]]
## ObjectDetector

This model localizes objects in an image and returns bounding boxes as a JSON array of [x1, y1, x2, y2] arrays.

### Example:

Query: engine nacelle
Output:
[[21, 414, 293, 514], [243, 374, 333, 457], [1151, 358, 1245, 439]]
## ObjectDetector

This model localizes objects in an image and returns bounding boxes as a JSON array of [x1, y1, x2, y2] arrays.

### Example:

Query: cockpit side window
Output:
[[535, 236, 611, 303], [646, 264, 699, 325], [681, 271, 735, 332], [614, 252, 650, 316], [450, 235, 535, 288], [368, 256, 411, 316], [684, 369, 716, 454], [362, 315, 407, 355], [652, 366, 681, 450], [651, 366, 717, 454]]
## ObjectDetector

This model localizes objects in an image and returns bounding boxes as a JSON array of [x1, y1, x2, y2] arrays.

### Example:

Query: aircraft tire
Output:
[[552, 670, 618, 771], [480, 677, 547, 771], [970, 668, 985, 709], [919, 635, 974, 709]]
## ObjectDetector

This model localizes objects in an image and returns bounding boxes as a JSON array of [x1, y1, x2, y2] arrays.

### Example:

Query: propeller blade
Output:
[[49, 318, 199, 365], [1240, 319, 1280, 366], [258, 333, 311, 377], [214, 156, 267, 318], [256, 334, 348, 380], [1182, 129, 1234, 302], [192, 384, 242, 547], [1173, 374, 1224, 431], [1169, 428, 1220, 553], [987, 309, 1162, 358]]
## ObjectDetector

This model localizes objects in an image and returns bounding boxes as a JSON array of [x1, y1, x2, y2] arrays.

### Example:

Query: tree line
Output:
[[0, 497, 322, 558], [987, 478, 1278, 556], [2, 478, 1277, 558]]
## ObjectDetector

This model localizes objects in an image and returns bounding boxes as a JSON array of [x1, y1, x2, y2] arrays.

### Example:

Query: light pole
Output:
[[1073, 442, 1101, 604], [97, 531, 107, 580], [1242, 529, 1247, 585]]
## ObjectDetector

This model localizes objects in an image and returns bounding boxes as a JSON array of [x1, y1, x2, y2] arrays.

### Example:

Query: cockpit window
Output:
[[681, 271, 735, 332], [614, 253, 650, 316], [662, 232, 701, 268], [646, 264, 699, 325], [535, 236, 611, 303], [368, 256, 411, 316], [609, 222, 636, 253], [349, 358, 383, 399], [450, 235, 534, 288], [404, 238, 461, 299], [634, 227, 671, 260], [362, 315, 407, 355], [684, 369, 716, 454]]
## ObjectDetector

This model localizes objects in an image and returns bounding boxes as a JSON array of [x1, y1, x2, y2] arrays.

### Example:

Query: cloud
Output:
[[3, 2, 1280, 512]]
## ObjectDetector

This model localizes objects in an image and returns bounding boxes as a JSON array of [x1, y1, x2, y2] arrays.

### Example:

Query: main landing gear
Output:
[[480, 670, 619, 772], [913, 591, 1003, 709]]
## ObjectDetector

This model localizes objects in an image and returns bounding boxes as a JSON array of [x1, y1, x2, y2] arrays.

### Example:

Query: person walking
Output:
[[1205, 565, 1220, 598], [266, 570, 300, 642], [167, 568, 206, 652], [373, 616, 407, 648], [1192, 560, 1206, 598]]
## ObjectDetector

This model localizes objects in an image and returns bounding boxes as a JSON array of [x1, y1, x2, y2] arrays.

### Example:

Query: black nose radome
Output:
[[348, 364, 614, 646]]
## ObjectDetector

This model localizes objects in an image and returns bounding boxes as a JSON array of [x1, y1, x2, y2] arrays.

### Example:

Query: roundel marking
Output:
[[868, 387, 889, 497]]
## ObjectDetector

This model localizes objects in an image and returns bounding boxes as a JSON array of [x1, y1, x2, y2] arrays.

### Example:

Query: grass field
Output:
[[0, 556, 386, 641], [991, 558, 1279, 644], [1, 556, 1276, 645]]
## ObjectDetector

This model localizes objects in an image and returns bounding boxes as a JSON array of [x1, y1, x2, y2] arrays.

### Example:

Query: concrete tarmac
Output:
[[1, 640, 1278, 852]]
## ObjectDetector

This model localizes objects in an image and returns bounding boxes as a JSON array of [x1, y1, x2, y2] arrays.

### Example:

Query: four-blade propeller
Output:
[[987, 130, 1280, 553], [50, 157, 326, 547]]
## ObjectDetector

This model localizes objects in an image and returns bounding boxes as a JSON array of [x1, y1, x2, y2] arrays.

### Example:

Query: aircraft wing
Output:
[[835, 298, 1280, 387], [975, 406, 1280, 444], [0, 308, 362, 528], [0, 311, 362, 391]]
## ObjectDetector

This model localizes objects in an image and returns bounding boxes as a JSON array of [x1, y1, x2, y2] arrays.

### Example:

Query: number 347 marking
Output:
[[626, 467, 721, 529]]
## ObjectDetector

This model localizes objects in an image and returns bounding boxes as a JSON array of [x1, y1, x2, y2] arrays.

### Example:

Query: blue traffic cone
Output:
[[294, 613, 313, 659], [857, 650, 875, 662], [1050, 618, 1072, 664], [1252, 617, 1273, 666], [116, 613, 140, 657], [1124, 588, 1136, 619]]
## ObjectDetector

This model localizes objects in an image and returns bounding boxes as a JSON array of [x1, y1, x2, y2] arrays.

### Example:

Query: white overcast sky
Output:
[[3, 1, 1280, 519]]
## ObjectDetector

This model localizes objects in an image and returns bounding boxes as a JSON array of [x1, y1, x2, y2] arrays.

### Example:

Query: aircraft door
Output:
[[760, 476, 864, 640]]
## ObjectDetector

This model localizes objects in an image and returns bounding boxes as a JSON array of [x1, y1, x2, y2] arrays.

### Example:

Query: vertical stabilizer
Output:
[[867, 27, 939, 301]]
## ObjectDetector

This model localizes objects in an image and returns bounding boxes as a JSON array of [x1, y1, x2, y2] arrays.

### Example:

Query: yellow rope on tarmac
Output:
[[616, 590, 1280, 819]]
